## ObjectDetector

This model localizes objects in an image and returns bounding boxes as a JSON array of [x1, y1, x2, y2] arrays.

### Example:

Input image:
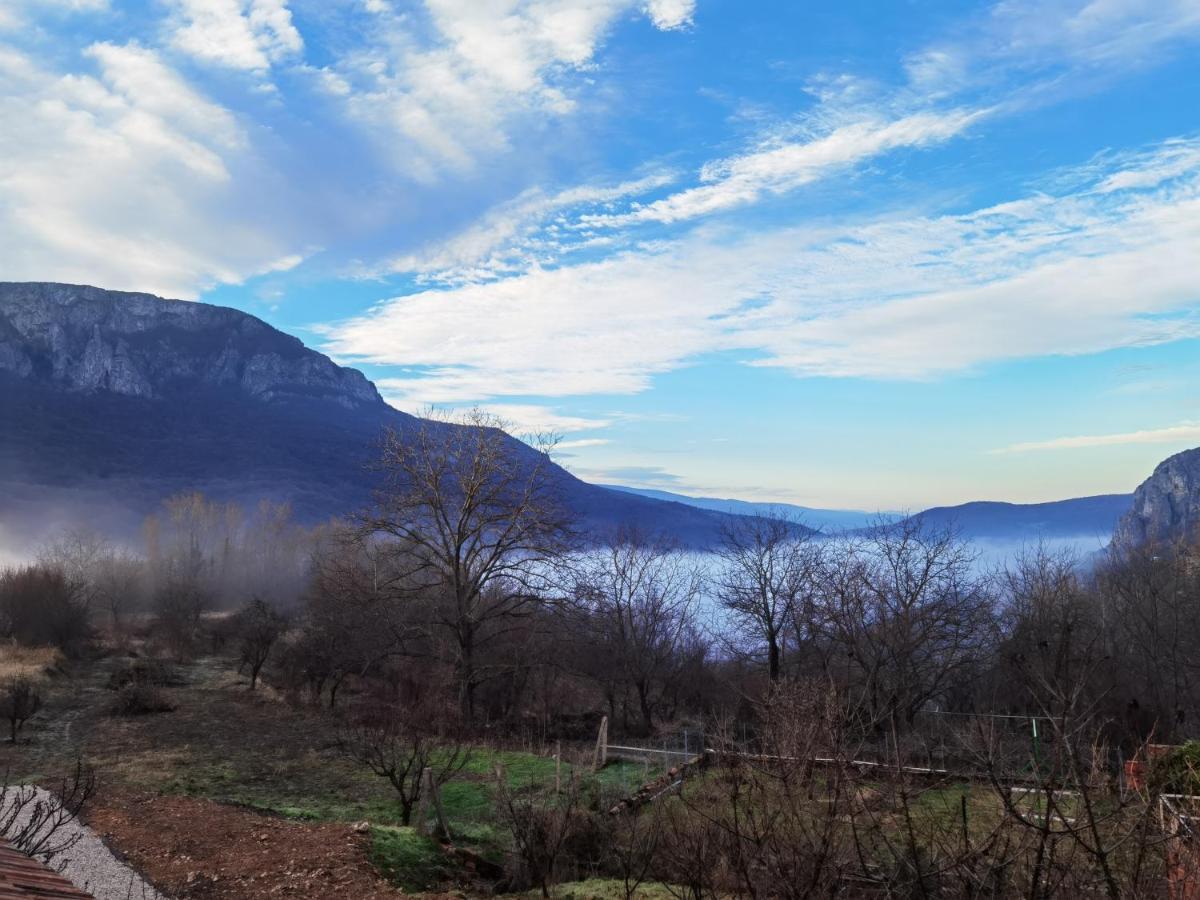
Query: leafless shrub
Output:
[[337, 699, 470, 826], [0, 677, 42, 743], [233, 597, 287, 690], [493, 762, 588, 897], [0, 761, 95, 865], [110, 684, 175, 716]]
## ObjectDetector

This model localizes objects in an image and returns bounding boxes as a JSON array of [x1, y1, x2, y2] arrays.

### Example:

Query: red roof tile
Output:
[[0, 841, 92, 899]]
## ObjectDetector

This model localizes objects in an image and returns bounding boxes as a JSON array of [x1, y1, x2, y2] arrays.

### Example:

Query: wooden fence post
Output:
[[423, 767, 450, 840], [593, 716, 609, 772], [415, 767, 431, 836]]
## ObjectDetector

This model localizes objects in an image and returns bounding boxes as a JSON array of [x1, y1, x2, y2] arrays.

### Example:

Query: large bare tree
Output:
[[361, 409, 576, 720], [714, 512, 820, 682]]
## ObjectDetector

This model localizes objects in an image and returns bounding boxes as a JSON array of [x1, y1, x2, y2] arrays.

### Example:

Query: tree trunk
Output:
[[767, 635, 781, 682], [636, 682, 654, 736], [457, 616, 478, 721]]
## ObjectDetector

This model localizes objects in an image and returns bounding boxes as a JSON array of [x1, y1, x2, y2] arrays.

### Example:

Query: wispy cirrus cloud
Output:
[[992, 423, 1200, 454], [322, 135, 1200, 404], [382, 171, 677, 283], [578, 108, 988, 228]]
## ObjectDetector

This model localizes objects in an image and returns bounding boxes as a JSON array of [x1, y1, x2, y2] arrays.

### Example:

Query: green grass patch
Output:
[[369, 825, 455, 892]]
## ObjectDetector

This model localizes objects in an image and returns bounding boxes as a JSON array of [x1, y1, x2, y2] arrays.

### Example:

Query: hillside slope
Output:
[[0, 282, 775, 548]]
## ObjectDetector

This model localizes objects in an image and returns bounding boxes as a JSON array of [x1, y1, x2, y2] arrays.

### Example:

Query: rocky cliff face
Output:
[[0, 282, 382, 409], [1115, 447, 1200, 545]]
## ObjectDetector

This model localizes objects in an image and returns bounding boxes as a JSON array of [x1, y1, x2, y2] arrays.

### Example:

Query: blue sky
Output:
[[3, 0, 1200, 510]]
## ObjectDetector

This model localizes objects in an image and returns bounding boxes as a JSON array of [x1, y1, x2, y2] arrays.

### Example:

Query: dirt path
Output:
[[87, 791, 407, 900]]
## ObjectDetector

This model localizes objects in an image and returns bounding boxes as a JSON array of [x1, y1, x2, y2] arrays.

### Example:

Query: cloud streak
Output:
[[993, 423, 1200, 454], [580, 108, 988, 228]]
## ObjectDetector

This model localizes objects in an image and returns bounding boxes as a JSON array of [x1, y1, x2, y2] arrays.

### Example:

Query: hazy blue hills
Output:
[[607, 485, 1134, 543], [0, 282, 802, 549], [605, 486, 889, 532], [902, 495, 1133, 541]]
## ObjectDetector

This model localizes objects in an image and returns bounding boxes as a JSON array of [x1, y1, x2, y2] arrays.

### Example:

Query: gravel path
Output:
[[14, 788, 166, 900]]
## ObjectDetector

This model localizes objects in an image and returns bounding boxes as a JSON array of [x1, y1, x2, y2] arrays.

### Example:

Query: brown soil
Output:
[[86, 790, 408, 899]]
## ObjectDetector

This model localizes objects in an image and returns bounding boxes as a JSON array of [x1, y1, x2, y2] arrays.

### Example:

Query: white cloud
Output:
[[557, 437, 612, 450], [383, 171, 675, 282], [321, 136, 1200, 403], [992, 423, 1200, 454], [327, 0, 695, 179], [644, 0, 694, 30], [167, 0, 303, 71], [0, 43, 306, 297], [579, 108, 987, 227]]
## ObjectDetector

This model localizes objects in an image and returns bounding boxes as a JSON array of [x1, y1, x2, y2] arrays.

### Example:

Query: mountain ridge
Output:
[[0, 282, 794, 551]]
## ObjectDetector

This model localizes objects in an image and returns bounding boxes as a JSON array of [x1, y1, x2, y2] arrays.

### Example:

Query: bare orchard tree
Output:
[[361, 409, 576, 720], [572, 527, 703, 735], [337, 700, 471, 827], [812, 518, 995, 731], [714, 512, 820, 682], [233, 597, 288, 690]]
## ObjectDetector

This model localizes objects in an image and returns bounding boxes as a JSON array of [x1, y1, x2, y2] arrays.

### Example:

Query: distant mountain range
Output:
[[605, 486, 890, 532], [607, 487, 1134, 542], [902, 495, 1132, 542], [0, 282, 792, 550]]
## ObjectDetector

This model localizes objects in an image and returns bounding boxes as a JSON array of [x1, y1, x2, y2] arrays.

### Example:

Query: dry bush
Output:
[[106, 657, 182, 691], [493, 763, 595, 897], [0, 678, 43, 744], [110, 684, 175, 716]]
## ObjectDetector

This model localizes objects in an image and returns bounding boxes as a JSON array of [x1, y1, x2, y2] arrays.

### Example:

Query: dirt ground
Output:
[[86, 789, 408, 900]]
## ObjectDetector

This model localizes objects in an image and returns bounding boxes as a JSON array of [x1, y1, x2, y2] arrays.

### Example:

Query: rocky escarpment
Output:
[[1115, 447, 1200, 545], [0, 282, 381, 409]]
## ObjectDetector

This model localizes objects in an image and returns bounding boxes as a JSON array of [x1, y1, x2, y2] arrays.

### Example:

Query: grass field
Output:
[[0, 643, 63, 683], [0, 652, 668, 894]]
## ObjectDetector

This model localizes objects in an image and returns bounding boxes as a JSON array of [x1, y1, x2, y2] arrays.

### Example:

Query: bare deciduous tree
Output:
[[361, 409, 576, 720], [572, 527, 703, 735], [812, 519, 994, 730], [338, 702, 470, 826], [233, 597, 288, 690], [714, 513, 820, 682]]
